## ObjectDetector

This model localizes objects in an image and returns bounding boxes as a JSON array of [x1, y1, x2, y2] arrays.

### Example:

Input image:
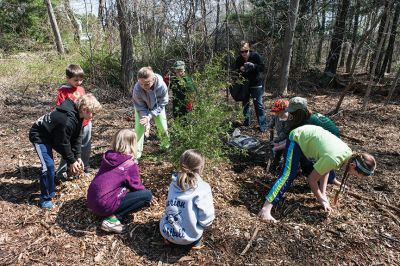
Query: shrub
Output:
[[168, 56, 241, 163]]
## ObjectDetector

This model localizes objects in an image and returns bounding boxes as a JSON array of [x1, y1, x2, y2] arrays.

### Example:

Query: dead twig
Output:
[[240, 227, 260, 256]]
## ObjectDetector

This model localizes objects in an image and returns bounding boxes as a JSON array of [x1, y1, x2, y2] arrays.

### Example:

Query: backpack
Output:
[[229, 82, 250, 102]]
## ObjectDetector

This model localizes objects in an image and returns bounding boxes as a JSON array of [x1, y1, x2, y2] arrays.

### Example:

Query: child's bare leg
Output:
[[258, 201, 277, 223], [319, 172, 329, 199], [332, 178, 342, 187]]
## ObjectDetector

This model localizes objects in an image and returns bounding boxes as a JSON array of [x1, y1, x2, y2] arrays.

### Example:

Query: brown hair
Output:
[[177, 149, 205, 191], [137, 67, 154, 79], [333, 152, 376, 205], [111, 129, 137, 158], [66, 64, 84, 79], [287, 107, 312, 131]]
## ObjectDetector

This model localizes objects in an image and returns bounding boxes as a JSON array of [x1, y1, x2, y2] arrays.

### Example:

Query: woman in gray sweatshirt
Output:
[[132, 67, 170, 159], [160, 150, 215, 249]]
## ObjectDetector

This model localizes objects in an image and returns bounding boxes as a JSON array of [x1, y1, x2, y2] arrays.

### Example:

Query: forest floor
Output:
[[0, 65, 400, 265]]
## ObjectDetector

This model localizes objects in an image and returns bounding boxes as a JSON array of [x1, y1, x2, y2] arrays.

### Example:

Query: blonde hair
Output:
[[177, 149, 205, 191], [76, 93, 102, 113], [334, 152, 376, 205], [111, 129, 137, 158], [240, 41, 250, 50], [137, 67, 154, 79]]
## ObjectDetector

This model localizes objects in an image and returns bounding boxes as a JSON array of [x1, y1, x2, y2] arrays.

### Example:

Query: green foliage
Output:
[[168, 56, 241, 164], [0, 0, 52, 52]]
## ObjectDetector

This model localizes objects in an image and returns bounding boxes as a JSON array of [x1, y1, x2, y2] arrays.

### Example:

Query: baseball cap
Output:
[[286, 97, 308, 113], [270, 99, 289, 113], [172, 61, 185, 70]]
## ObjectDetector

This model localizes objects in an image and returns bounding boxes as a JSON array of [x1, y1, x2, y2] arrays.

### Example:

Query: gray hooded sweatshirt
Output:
[[160, 174, 215, 245], [132, 73, 169, 119]]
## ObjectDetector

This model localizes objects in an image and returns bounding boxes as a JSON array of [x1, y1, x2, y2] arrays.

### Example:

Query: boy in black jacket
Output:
[[29, 93, 101, 209]]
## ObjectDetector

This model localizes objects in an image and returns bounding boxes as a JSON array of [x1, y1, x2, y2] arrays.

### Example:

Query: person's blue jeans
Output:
[[33, 143, 56, 201], [114, 189, 152, 220], [242, 85, 267, 131]]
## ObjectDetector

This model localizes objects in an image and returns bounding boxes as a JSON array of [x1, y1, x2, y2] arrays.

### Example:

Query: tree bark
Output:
[[278, 0, 300, 96], [116, 0, 134, 92], [324, 0, 350, 74], [214, 0, 220, 52], [379, 2, 400, 78], [44, 0, 65, 54], [362, 5, 391, 111], [64, 0, 81, 44], [98, 0, 106, 28], [369, 0, 390, 74], [345, 0, 360, 73], [315, 0, 326, 64]]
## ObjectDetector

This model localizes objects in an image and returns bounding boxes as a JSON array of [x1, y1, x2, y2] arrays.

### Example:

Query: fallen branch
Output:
[[240, 227, 260, 256]]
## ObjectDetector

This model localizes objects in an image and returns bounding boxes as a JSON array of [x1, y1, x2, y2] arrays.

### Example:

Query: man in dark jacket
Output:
[[29, 94, 101, 208], [234, 41, 267, 132]]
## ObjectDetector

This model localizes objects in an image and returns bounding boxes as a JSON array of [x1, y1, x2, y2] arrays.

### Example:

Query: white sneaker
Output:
[[101, 217, 125, 233]]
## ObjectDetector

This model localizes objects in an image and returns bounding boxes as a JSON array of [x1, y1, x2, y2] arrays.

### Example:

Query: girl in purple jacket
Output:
[[87, 129, 152, 233]]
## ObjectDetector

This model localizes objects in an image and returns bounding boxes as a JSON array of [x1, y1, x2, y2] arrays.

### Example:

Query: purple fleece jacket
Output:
[[87, 150, 145, 217]]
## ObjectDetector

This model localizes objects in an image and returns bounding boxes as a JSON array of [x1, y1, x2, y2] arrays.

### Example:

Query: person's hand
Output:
[[319, 198, 332, 212], [245, 62, 255, 71], [77, 158, 84, 170], [69, 160, 83, 174], [240, 66, 245, 72], [140, 116, 150, 125]]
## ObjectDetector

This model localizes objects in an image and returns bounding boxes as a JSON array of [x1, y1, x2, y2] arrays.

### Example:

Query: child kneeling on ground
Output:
[[87, 129, 153, 233], [159, 150, 215, 249]]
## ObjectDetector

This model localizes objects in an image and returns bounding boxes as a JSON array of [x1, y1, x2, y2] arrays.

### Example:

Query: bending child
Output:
[[258, 125, 376, 223], [87, 129, 153, 233], [160, 150, 215, 249], [29, 94, 102, 209]]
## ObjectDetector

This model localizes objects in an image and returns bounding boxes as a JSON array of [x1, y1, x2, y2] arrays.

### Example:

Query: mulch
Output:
[[0, 84, 399, 265]]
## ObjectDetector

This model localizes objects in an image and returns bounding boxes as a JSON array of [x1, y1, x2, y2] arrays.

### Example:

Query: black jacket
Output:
[[29, 98, 83, 165], [234, 51, 265, 87]]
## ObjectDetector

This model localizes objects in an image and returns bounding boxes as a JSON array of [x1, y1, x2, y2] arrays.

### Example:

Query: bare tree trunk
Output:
[[369, 0, 390, 74], [379, 2, 400, 78], [231, 0, 246, 40], [214, 0, 220, 52], [362, 5, 391, 111], [316, 0, 326, 64], [44, 0, 65, 54], [64, 0, 81, 44], [98, 0, 106, 28], [116, 0, 134, 92], [349, 11, 383, 76], [324, 0, 350, 74], [346, 0, 360, 73], [279, 0, 300, 96]]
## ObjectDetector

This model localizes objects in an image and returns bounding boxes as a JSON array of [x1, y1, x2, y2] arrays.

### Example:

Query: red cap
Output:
[[270, 99, 289, 113]]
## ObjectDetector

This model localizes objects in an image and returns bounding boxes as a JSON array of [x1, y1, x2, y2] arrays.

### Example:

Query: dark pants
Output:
[[301, 158, 336, 184], [242, 85, 267, 131], [33, 143, 56, 201], [114, 189, 152, 220]]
